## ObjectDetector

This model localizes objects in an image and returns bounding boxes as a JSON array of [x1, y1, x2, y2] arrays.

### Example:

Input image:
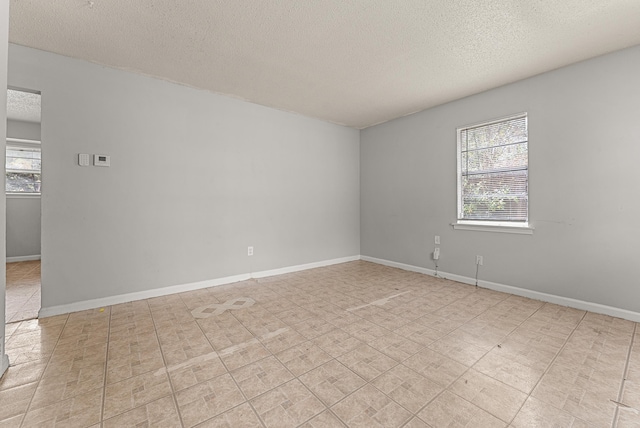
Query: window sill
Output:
[[6, 193, 41, 199], [452, 221, 534, 235]]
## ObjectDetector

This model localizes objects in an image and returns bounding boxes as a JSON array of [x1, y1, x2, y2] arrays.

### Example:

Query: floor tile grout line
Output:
[[281, 279, 509, 426], [219, 275, 521, 423], [102, 305, 179, 424], [505, 309, 589, 426], [404, 308, 535, 423], [402, 296, 570, 426], [238, 279, 352, 428], [16, 312, 71, 428], [395, 267, 639, 421], [147, 298, 188, 428], [5, 260, 42, 324], [6, 262, 635, 427], [316, 355, 404, 425], [148, 297, 186, 427], [306, 276, 499, 425], [216, 273, 588, 425], [190, 290, 268, 428], [99, 306, 113, 428], [322, 277, 495, 425], [256, 279, 362, 426], [187, 279, 402, 427], [236, 281, 323, 428], [611, 322, 637, 428]]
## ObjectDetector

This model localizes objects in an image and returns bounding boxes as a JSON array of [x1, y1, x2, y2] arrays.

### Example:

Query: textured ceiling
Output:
[[8, 1, 640, 128], [6, 88, 41, 123]]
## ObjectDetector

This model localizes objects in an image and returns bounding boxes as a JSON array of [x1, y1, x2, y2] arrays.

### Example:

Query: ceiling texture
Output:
[[6, 89, 41, 123], [8, 0, 640, 129]]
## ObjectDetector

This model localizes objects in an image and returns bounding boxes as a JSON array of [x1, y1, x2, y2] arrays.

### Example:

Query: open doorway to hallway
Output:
[[5, 260, 39, 322], [5, 88, 42, 324]]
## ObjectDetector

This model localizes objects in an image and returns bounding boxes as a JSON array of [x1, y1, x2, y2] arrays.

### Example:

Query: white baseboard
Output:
[[251, 255, 360, 278], [38, 273, 251, 318], [6, 255, 41, 263], [37, 253, 640, 323], [361, 256, 434, 276], [38, 255, 360, 318], [361, 255, 640, 323]]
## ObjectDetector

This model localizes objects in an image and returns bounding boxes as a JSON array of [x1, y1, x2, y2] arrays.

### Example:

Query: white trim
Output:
[[7, 138, 42, 151], [38, 255, 360, 318], [6, 137, 40, 146], [361, 255, 640, 323], [251, 255, 360, 278], [39, 273, 252, 318], [456, 112, 529, 224], [33, 254, 640, 323], [457, 112, 528, 132], [6, 193, 41, 199], [452, 221, 534, 235], [361, 256, 434, 276], [7, 255, 41, 263]]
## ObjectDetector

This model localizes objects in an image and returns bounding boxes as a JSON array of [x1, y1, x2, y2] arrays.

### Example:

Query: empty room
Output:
[[1, 1, 640, 427]]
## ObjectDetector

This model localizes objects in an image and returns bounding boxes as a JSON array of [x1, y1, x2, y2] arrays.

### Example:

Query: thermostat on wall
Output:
[[94, 154, 110, 167]]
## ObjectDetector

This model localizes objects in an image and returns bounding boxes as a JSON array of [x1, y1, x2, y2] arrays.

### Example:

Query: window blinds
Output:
[[458, 114, 528, 221], [6, 145, 42, 193]]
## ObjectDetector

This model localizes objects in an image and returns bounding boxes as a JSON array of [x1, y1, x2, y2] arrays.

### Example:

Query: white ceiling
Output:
[[8, 1, 640, 129], [6, 89, 41, 123]]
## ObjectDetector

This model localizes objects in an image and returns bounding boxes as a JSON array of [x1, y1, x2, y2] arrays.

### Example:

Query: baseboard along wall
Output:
[[38, 254, 640, 323], [6, 255, 41, 263]]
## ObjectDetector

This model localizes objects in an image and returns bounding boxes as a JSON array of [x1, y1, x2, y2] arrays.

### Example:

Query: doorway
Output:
[[5, 88, 42, 323]]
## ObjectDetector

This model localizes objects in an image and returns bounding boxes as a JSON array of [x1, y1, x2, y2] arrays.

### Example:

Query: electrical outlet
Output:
[[435, 235, 440, 245], [476, 255, 483, 266], [433, 247, 440, 260], [248, 246, 254, 256]]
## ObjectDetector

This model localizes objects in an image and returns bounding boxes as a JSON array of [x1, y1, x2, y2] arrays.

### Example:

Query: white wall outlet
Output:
[[433, 247, 440, 260], [476, 255, 483, 266], [435, 235, 440, 245], [247, 246, 254, 256]]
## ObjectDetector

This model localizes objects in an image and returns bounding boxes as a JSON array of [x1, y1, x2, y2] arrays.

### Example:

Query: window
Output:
[[6, 139, 41, 194], [457, 113, 528, 223]]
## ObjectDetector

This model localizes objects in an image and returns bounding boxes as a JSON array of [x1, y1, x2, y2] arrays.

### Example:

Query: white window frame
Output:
[[6, 137, 42, 197], [453, 113, 533, 235]]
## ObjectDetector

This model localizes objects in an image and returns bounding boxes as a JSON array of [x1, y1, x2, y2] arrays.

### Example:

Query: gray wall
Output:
[[8, 44, 360, 308], [6, 197, 41, 258], [6, 119, 41, 259], [361, 45, 640, 313], [7, 119, 40, 141]]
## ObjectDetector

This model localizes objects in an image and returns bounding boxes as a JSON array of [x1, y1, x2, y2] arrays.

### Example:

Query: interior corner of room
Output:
[[3, 42, 640, 324], [1, 3, 640, 425], [1, 29, 640, 336]]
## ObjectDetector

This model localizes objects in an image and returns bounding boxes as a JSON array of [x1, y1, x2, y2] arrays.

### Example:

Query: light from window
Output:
[[457, 113, 528, 222], [6, 144, 41, 194]]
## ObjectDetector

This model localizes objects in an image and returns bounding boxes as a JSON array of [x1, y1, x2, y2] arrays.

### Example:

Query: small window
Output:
[[6, 141, 41, 194], [457, 113, 528, 223]]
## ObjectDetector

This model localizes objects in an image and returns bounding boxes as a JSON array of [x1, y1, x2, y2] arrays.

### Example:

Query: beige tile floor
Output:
[[5, 261, 41, 324], [1, 260, 639, 427]]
